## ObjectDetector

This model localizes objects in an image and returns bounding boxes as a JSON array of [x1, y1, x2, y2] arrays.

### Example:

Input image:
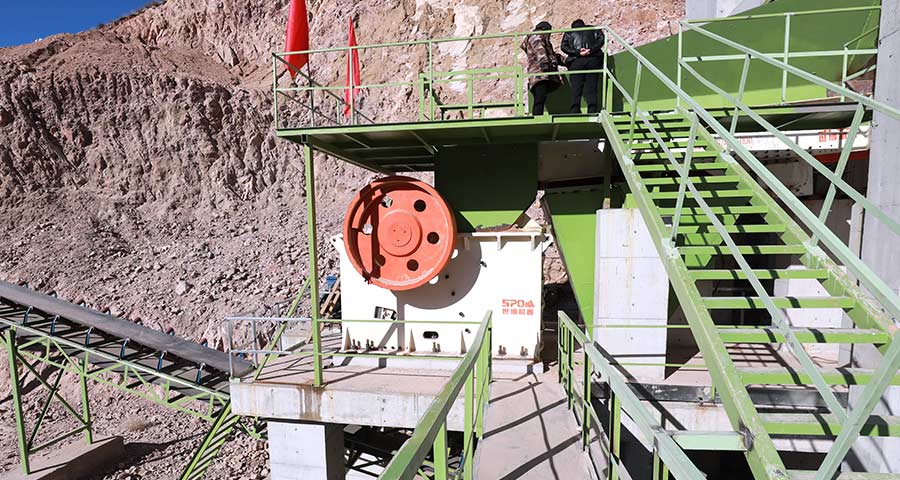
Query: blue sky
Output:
[[0, 1, 156, 48]]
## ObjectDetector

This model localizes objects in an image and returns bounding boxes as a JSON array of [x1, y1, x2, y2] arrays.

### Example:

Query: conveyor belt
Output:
[[0, 280, 251, 394]]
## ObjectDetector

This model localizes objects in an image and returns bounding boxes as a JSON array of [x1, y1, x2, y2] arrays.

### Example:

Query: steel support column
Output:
[[304, 143, 323, 386], [5, 328, 30, 474]]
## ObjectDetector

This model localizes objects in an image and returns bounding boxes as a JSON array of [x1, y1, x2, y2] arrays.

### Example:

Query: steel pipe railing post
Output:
[[602, 44, 610, 111], [433, 422, 449, 480], [80, 352, 93, 444], [463, 369, 474, 480], [781, 13, 792, 103], [306, 61, 315, 127], [428, 41, 435, 122], [627, 63, 643, 146], [676, 24, 683, 109]]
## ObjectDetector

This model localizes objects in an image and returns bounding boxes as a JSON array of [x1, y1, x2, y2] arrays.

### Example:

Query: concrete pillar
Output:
[[861, 3, 900, 291], [685, 0, 763, 21], [593, 209, 669, 381], [268, 421, 346, 480], [850, 4, 900, 474]]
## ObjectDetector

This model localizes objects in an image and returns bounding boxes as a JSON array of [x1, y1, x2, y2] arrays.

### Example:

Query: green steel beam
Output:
[[702, 296, 856, 309], [738, 367, 900, 386], [5, 329, 30, 475], [303, 144, 323, 387], [688, 269, 828, 280], [670, 431, 747, 452], [762, 413, 900, 437], [718, 328, 890, 345], [677, 245, 806, 255]]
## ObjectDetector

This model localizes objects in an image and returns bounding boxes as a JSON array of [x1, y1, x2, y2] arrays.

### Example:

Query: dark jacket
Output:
[[561, 28, 605, 65]]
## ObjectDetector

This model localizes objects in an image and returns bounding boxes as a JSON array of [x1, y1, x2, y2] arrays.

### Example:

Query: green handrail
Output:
[[557, 312, 705, 480], [379, 311, 492, 480]]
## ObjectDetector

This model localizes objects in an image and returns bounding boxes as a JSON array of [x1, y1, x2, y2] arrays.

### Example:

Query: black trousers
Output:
[[569, 57, 602, 114], [531, 80, 559, 116]]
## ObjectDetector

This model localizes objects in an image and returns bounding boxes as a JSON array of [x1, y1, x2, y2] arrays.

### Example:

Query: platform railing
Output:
[[558, 312, 706, 480], [378, 311, 492, 480], [272, 25, 608, 129], [602, 19, 900, 480], [679, 5, 881, 105]]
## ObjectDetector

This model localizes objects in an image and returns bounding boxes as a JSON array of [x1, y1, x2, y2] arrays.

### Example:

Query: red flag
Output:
[[284, 0, 310, 78], [344, 19, 361, 117]]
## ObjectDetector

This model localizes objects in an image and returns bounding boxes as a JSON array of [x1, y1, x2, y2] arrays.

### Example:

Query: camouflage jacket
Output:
[[521, 33, 563, 90]]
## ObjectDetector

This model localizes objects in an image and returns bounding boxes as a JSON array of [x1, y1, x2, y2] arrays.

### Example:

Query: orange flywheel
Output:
[[343, 176, 456, 291]]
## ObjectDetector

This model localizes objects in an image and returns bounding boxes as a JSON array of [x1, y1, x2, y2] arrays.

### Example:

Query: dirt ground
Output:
[[0, 0, 683, 477]]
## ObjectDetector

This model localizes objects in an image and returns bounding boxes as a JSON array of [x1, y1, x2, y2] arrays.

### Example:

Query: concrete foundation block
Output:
[[268, 421, 345, 480], [594, 209, 669, 381]]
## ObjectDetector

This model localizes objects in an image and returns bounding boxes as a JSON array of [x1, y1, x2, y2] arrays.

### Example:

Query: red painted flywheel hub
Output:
[[343, 176, 456, 291]]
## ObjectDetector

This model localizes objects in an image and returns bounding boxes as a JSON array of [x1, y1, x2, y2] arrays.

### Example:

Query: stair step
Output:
[[658, 205, 768, 215], [739, 367, 900, 386], [689, 269, 828, 281], [676, 224, 786, 234], [630, 140, 711, 150], [635, 162, 729, 173], [613, 113, 686, 124], [762, 413, 900, 437], [643, 175, 742, 186], [615, 122, 695, 133], [679, 245, 806, 256], [791, 470, 900, 479], [718, 327, 890, 344], [650, 189, 754, 200], [632, 151, 721, 162], [703, 296, 856, 309]]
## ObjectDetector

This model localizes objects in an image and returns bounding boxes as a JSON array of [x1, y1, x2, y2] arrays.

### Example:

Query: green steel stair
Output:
[[602, 109, 900, 479]]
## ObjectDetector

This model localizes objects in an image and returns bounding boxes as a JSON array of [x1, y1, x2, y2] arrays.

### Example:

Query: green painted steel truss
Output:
[[0, 295, 275, 479]]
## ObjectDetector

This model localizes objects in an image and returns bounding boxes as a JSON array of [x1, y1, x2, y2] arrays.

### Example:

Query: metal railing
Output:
[[558, 312, 706, 480], [272, 25, 609, 129], [379, 311, 492, 480], [600, 13, 900, 479], [225, 276, 312, 379], [273, 8, 877, 130], [679, 5, 881, 105]]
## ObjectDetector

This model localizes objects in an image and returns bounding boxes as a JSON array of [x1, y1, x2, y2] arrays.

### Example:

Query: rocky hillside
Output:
[[0, 0, 683, 478]]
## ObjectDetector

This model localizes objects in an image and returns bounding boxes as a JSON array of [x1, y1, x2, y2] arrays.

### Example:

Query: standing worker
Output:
[[562, 19, 605, 114], [521, 21, 564, 116]]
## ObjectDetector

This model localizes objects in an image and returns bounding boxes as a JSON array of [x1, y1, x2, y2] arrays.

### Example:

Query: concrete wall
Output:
[[851, 2, 900, 473], [268, 421, 347, 480], [685, 0, 764, 20], [593, 209, 669, 381]]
